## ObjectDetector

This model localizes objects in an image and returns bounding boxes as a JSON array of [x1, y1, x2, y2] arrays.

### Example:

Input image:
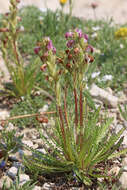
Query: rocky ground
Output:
[[0, 80, 127, 189]]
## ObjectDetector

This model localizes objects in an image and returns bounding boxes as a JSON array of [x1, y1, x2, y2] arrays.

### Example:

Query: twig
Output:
[[0, 111, 56, 123]]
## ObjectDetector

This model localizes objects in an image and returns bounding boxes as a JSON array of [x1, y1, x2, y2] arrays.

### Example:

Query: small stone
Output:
[[124, 121, 127, 128], [42, 182, 55, 190], [36, 148, 46, 154], [18, 174, 30, 185], [122, 157, 127, 165], [123, 165, 127, 171], [39, 105, 49, 113], [33, 186, 42, 190], [12, 162, 25, 171], [22, 140, 34, 147], [0, 109, 10, 120], [7, 122, 15, 131], [109, 166, 120, 176], [7, 166, 18, 179], [89, 84, 118, 108], [0, 175, 13, 188], [0, 125, 3, 130], [33, 139, 44, 148], [119, 172, 127, 189]]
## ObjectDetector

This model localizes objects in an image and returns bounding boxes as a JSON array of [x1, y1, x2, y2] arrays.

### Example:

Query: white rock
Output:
[[42, 183, 54, 190], [12, 162, 25, 171], [0, 109, 10, 120], [7, 166, 18, 179], [22, 140, 34, 147], [109, 166, 120, 175], [122, 157, 127, 165], [7, 122, 15, 131], [119, 172, 127, 189], [39, 105, 49, 113], [18, 174, 30, 186], [123, 165, 127, 171], [0, 175, 13, 188], [124, 121, 127, 128], [89, 84, 118, 108], [0, 125, 3, 130], [36, 148, 46, 154], [105, 87, 113, 95], [33, 186, 42, 190]]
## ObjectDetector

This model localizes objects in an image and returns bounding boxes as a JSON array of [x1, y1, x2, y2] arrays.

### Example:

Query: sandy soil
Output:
[[0, 0, 127, 24]]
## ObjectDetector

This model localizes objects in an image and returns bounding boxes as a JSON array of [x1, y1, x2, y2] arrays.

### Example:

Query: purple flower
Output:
[[34, 46, 41, 54], [86, 45, 94, 53], [83, 34, 88, 41], [47, 40, 53, 50], [75, 28, 83, 38], [67, 40, 75, 48], [65, 31, 73, 39], [52, 47, 56, 54], [0, 160, 6, 169]]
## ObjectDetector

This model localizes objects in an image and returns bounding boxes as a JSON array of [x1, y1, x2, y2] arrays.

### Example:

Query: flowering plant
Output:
[[115, 27, 127, 39], [60, 0, 68, 5], [23, 29, 127, 186], [0, 0, 39, 97]]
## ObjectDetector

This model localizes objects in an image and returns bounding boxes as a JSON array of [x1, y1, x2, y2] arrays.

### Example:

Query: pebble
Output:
[[33, 186, 42, 190], [7, 166, 18, 179], [18, 174, 30, 185], [0, 175, 13, 188], [119, 172, 127, 189], [39, 105, 49, 113], [22, 140, 34, 147], [89, 84, 118, 108], [42, 182, 55, 190]]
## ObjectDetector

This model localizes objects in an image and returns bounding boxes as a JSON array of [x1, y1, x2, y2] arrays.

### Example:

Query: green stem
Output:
[[64, 86, 69, 128], [74, 87, 78, 127], [58, 105, 66, 147], [79, 85, 83, 127], [69, 0, 73, 17]]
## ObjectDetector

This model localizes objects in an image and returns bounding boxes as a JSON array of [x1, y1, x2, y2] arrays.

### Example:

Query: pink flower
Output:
[[67, 40, 75, 48], [34, 46, 41, 54], [47, 40, 53, 50], [86, 45, 94, 53], [52, 47, 56, 54], [75, 28, 83, 38], [65, 32, 73, 39]]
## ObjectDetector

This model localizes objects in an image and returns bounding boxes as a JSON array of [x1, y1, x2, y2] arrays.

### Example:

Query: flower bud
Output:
[[52, 47, 56, 54], [65, 49, 70, 54], [40, 64, 47, 71], [36, 116, 48, 123], [74, 47, 80, 54], [86, 45, 94, 53], [66, 63, 71, 69], [34, 46, 41, 54], [67, 40, 75, 48], [91, 2, 98, 9], [65, 31, 73, 39], [16, 16, 22, 22], [47, 40, 53, 50], [68, 54, 73, 60]]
